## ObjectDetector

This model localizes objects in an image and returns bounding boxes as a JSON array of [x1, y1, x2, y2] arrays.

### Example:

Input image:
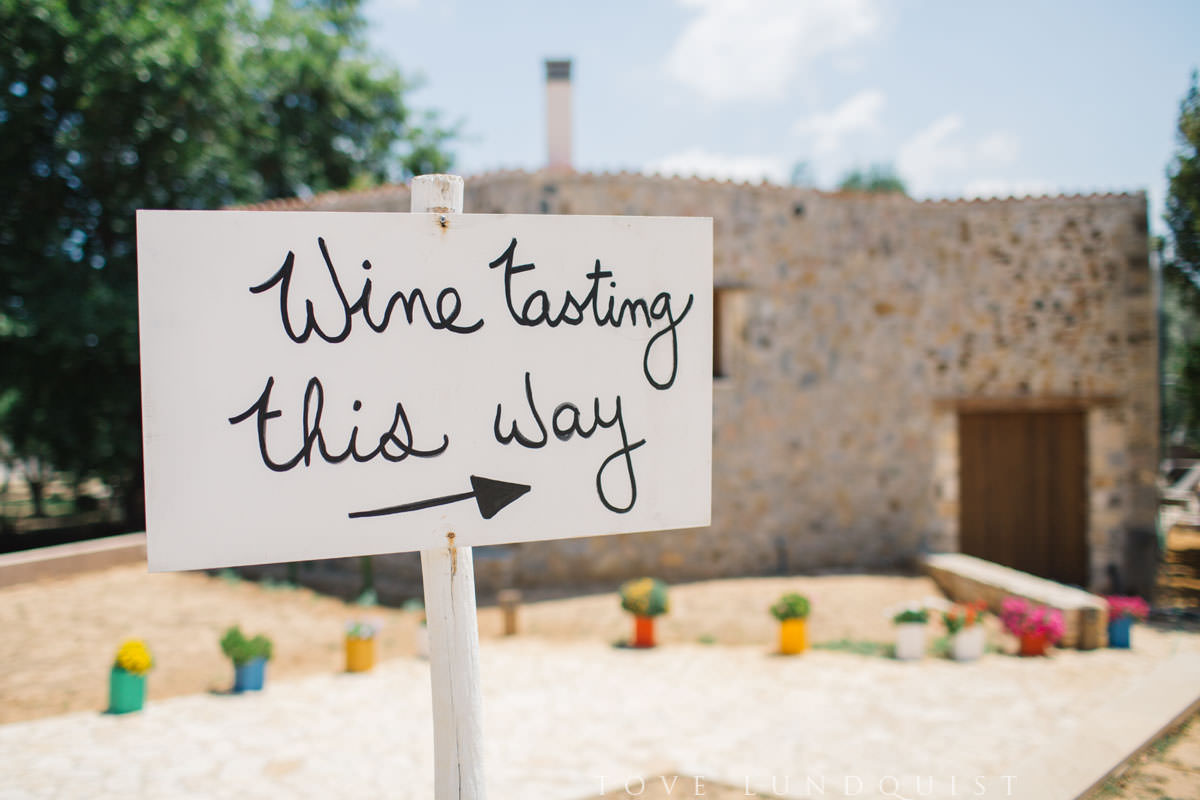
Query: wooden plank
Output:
[[958, 413, 983, 561], [935, 395, 1118, 412], [421, 542, 486, 800], [413, 175, 487, 800], [1030, 411, 1051, 579], [1059, 410, 1088, 586]]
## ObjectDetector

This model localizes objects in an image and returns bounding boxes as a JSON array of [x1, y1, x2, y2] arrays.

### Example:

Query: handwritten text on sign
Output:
[[137, 211, 712, 571]]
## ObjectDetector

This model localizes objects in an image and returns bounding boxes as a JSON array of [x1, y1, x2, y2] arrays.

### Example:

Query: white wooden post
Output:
[[412, 174, 486, 800]]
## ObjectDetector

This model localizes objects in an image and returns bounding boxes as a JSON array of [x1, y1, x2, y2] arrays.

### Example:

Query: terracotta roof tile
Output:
[[231, 170, 1144, 211]]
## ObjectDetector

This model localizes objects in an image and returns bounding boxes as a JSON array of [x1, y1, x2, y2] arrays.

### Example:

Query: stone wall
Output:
[[248, 172, 1156, 597]]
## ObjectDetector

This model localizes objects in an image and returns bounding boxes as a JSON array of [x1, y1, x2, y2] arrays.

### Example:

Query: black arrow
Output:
[[348, 475, 531, 521]]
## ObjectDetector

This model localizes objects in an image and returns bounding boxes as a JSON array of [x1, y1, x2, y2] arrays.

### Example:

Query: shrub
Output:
[[345, 620, 381, 640], [220, 626, 273, 665], [619, 578, 669, 617], [893, 607, 929, 624], [769, 592, 811, 621]]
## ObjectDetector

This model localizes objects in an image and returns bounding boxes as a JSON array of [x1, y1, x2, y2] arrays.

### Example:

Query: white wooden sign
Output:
[[137, 210, 712, 571]]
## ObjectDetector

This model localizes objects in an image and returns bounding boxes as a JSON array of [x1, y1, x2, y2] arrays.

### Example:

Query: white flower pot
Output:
[[950, 625, 985, 662], [415, 625, 429, 659], [894, 622, 926, 660]]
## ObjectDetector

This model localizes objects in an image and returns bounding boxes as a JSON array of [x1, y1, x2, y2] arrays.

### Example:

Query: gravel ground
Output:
[[2, 637, 1198, 799]]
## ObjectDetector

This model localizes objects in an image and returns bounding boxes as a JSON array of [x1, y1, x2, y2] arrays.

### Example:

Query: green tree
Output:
[[837, 163, 907, 195], [0, 0, 454, 524], [1163, 72, 1200, 448], [789, 160, 814, 187]]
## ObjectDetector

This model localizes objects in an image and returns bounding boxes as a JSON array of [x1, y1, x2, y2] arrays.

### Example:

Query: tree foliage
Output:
[[837, 163, 907, 195], [0, 0, 454, 522], [789, 160, 813, 188], [1163, 71, 1200, 449], [1166, 72, 1200, 290]]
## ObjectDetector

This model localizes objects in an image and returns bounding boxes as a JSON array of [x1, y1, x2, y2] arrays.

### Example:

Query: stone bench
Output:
[[921, 552, 1107, 649]]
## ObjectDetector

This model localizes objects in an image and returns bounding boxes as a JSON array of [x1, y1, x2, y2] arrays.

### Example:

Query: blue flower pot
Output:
[[1108, 616, 1133, 649], [233, 657, 267, 692]]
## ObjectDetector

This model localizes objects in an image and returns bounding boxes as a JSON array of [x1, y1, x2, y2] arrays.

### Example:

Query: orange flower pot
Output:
[[779, 618, 807, 655], [633, 615, 656, 648], [1018, 632, 1048, 657], [345, 636, 377, 672]]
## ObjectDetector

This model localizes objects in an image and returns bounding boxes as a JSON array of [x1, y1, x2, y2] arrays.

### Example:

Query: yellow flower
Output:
[[115, 639, 153, 676]]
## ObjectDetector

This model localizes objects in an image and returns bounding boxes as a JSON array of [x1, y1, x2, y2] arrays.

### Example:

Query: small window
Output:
[[713, 286, 747, 379]]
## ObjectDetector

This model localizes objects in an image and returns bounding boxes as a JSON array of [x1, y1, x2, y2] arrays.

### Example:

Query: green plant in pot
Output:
[[619, 577, 669, 648], [108, 639, 153, 714], [770, 593, 811, 655], [943, 602, 988, 661], [220, 625, 273, 692], [892, 606, 929, 661]]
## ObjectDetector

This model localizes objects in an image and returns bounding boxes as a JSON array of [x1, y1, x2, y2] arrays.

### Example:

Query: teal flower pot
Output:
[[233, 657, 266, 692], [108, 666, 146, 714], [1108, 616, 1133, 648]]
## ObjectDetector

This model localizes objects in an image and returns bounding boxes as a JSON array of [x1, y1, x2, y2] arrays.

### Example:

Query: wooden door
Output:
[[958, 410, 1088, 586]]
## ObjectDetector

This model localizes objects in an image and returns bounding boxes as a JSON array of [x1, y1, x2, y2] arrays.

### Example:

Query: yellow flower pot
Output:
[[779, 618, 807, 654], [345, 636, 376, 673]]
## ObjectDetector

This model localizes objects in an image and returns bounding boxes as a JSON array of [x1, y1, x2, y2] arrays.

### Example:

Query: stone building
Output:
[[247, 63, 1157, 598]]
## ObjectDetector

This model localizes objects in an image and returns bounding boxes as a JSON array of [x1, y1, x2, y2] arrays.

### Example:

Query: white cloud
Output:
[[793, 89, 884, 156], [645, 147, 789, 184], [665, 0, 882, 103], [897, 115, 1024, 196], [963, 179, 1058, 199], [897, 113, 968, 186], [976, 132, 1019, 165]]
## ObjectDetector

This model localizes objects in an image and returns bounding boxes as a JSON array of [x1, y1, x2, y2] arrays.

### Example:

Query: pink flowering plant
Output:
[[1106, 596, 1150, 621], [1000, 597, 1065, 643]]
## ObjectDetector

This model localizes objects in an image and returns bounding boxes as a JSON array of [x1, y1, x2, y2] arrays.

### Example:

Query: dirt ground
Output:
[[0, 565, 942, 724], [1082, 710, 1200, 800]]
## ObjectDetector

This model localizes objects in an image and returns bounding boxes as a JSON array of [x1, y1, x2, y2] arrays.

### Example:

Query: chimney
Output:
[[545, 59, 572, 172]]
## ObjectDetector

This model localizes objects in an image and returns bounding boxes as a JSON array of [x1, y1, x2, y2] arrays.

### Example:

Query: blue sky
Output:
[[364, 0, 1199, 230]]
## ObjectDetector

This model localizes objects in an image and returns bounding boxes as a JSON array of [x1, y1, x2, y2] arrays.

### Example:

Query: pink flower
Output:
[[1001, 597, 1065, 643], [1106, 596, 1150, 621]]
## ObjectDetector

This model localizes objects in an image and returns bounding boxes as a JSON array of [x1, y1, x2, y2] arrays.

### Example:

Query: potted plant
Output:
[[1000, 597, 1064, 656], [345, 619, 380, 672], [619, 577, 669, 648], [892, 606, 929, 660], [943, 602, 987, 662], [770, 592, 811, 655], [220, 625, 273, 691], [108, 639, 153, 714], [1105, 596, 1149, 649]]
